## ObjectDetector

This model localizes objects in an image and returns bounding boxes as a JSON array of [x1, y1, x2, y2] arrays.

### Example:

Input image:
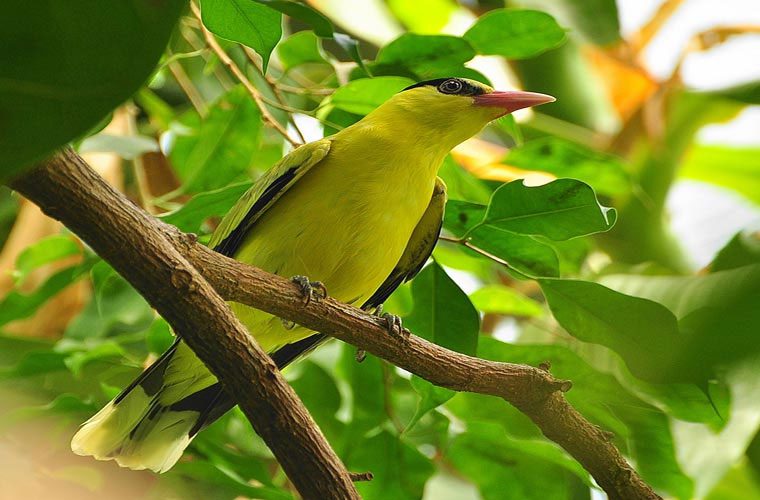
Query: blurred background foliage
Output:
[[2, 0, 760, 498]]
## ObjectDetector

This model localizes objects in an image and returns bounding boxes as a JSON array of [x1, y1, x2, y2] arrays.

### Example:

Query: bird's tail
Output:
[[71, 334, 327, 473]]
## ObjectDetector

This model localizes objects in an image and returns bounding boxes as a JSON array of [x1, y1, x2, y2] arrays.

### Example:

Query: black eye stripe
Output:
[[401, 78, 486, 96]]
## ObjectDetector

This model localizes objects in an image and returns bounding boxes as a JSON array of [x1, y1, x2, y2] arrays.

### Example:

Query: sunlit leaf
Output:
[[464, 9, 566, 60], [200, 0, 282, 71], [681, 144, 760, 205], [277, 31, 327, 71], [0, 0, 185, 180], [469, 285, 543, 317]]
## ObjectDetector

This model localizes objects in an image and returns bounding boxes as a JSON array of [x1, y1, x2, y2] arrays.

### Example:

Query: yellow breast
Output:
[[231, 128, 443, 351]]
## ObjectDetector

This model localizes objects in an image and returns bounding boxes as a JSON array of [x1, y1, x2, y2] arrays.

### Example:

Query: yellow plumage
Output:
[[71, 78, 554, 472]]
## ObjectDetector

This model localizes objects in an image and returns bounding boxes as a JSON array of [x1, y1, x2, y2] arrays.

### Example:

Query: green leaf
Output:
[[600, 265, 760, 373], [161, 181, 253, 234], [64, 261, 154, 341], [481, 179, 616, 241], [404, 263, 479, 425], [169, 86, 262, 193], [289, 361, 343, 440], [330, 77, 414, 116], [78, 133, 159, 160], [333, 33, 370, 75], [710, 231, 760, 272], [464, 9, 566, 60], [387, 0, 458, 34], [443, 200, 560, 278], [469, 285, 543, 317], [0, 262, 94, 328], [517, 0, 621, 45], [506, 137, 631, 197], [253, 0, 333, 37], [346, 430, 435, 500], [539, 278, 692, 384], [0, 0, 185, 180], [277, 31, 327, 71], [13, 235, 82, 285], [405, 263, 479, 355], [372, 34, 476, 80], [336, 344, 386, 431], [448, 421, 590, 500], [681, 144, 760, 205], [200, 0, 282, 70]]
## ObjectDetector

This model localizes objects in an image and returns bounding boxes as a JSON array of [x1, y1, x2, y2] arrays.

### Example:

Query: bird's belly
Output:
[[231, 163, 434, 350]]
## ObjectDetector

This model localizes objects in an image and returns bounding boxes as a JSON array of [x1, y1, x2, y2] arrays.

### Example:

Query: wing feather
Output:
[[209, 139, 332, 256], [363, 177, 447, 310]]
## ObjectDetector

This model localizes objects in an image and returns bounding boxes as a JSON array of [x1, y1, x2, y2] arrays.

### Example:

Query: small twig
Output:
[[242, 46, 307, 144], [349, 472, 374, 482], [167, 56, 207, 116], [189, 2, 300, 146]]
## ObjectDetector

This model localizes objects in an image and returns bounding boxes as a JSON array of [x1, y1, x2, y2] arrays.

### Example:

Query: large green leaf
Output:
[[371, 34, 476, 80], [481, 179, 616, 241], [539, 279, 693, 384], [169, 86, 262, 193], [464, 9, 566, 60], [200, 0, 282, 71], [404, 263, 480, 426], [0, 0, 185, 181], [600, 265, 760, 372]]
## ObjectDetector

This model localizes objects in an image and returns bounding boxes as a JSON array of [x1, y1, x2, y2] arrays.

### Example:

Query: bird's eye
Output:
[[438, 79, 463, 94]]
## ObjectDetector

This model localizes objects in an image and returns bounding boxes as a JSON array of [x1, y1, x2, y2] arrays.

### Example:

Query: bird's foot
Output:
[[290, 275, 327, 306], [373, 304, 408, 340]]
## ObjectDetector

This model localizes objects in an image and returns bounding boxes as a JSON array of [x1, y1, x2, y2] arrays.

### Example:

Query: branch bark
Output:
[[10, 149, 662, 500], [11, 148, 359, 500]]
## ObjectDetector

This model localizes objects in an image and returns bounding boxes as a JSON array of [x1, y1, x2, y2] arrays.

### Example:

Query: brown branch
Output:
[[11, 149, 661, 500], [10, 148, 358, 500]]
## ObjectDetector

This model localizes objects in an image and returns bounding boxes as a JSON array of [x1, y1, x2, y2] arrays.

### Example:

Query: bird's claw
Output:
[[290, 275, 327, 305], [374, 304, 407, 340]]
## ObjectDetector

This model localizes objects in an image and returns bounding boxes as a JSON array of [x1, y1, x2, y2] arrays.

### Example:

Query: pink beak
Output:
[[473, 90, 555, 114]]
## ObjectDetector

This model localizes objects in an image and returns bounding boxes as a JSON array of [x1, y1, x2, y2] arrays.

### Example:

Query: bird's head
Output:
[[376, 77, 554, 150]]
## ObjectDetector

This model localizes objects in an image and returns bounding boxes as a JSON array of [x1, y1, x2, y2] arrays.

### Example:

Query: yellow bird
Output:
[[71, 78, 554, 472]]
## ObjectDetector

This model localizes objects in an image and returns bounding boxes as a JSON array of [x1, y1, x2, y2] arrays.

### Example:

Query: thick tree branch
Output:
[[11, 149, 661, 500], [11, 149, 359, 500]]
